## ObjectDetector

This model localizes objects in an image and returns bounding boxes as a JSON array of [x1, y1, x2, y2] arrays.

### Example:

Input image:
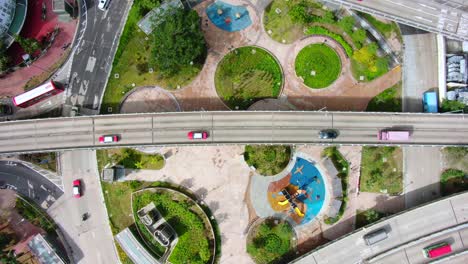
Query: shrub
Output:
[[440, 99, 468, 112], [441, 169, 466, 183], [337, 16, 355, 34], [244, 145, 291, 176], [305, 26, 353, 57]]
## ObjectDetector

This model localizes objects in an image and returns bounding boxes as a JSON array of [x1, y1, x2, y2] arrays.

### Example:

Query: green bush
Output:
[[440, 99, 468, 112], [244, 145, 291, 176], [133, 191, 213, 264], [305, 26, 353, 57], [295, 43, 341, 88], [351, 43, 389, 81], [441, 169, 466, 183], [366, 82, 402, 112], [337, 16, 355, 35]]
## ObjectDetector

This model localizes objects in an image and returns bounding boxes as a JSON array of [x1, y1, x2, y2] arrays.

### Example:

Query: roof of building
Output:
[[137, 0, 183, 35], [28, 234, 65, 264]]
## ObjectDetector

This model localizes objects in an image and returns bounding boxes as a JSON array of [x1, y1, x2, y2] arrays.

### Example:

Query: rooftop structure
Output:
[[137, 202, 177, 248], [0, 0, 28, 47], [137, 0, 183, 35], [27, 234, 65, 264]]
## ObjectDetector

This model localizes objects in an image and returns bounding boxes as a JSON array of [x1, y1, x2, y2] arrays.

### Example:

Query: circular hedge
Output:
[[247, 218, 294, 264], [295, 43, 341, 88], [215, 47, 283, 110], [244, 145, 291, 176]]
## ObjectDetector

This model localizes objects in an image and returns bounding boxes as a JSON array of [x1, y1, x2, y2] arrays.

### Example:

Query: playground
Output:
[[267, 157, 326, 225], [206, 1, 252, 32]]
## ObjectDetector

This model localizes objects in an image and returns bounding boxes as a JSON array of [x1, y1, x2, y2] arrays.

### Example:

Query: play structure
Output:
[[268, 157, 326, 225], [206, 1, 252, 32]]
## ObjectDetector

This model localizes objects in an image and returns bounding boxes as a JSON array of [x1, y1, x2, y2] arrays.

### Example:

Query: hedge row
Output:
[[305, 26, 354, 57]]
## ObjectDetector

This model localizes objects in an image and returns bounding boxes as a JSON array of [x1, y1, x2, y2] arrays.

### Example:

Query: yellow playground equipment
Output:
[[294, 207, 304, 217], [278, 199, 289, 206]]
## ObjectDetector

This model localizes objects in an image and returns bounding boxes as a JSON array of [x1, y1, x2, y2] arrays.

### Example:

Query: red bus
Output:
[[13, 81, 63, 108], [423, 242, 452, 258]]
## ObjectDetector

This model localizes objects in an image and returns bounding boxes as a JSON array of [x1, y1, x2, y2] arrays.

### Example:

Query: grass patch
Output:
[[215, 47, 283, 110], [358, 12, 400, 39], [366, 82, 402, 112], [440, 169, 468, 196], [244, 145, 291, 176], [247, 218, 294, 264], [442, 147, 468, 172], [263, 0, 309, 43], [355, 209, 388, 229], [100, 1, 201, 114], [321, 147, 349, 225], [133, 189, 213, 264], [295, 43, 341, 88], [360, 147, 403, 195], [96, 148, 164, 173], [19, 152, 57, 172], [101, 182, 134, 234]]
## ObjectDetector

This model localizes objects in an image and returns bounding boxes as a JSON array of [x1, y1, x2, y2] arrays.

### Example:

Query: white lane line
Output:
[[419, 3, 437, 11]]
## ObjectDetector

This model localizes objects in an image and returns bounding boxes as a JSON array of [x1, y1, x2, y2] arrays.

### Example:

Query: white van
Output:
[[98, 0, 110, 10]]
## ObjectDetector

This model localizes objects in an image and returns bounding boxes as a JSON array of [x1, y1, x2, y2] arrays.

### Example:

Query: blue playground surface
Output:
[[290, 157, 326, 224], [206, 1, 252, 32]]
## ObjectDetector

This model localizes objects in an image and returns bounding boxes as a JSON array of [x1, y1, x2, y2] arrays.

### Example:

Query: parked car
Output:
[[99, 135, 119, 143], [98, 0, 110, 10], [318, 129, 338, 139], [73, 180, 82, 198], [0, 104, 12, 116], [187, 131, 208, 140]]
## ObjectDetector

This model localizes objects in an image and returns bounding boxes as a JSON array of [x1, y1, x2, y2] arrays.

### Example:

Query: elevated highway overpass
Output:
[[0, 111, 467, 154], [292, 192, 468, 264], [326, 0, 468, 41]]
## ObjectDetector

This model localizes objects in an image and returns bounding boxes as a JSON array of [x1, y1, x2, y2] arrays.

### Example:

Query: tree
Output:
[[440, 99, 467, 112], [0, 233, 16, 251], [338, 16, 355, 34], [0, 42, 10, 72], [363, 209, 381, 224], [351, 29, 367, 48], [14, 35, 41, 55], [151, 7, 206, 76]]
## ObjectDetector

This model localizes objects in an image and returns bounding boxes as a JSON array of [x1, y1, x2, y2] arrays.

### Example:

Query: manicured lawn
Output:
[[247, 218, 294, 264], [215, 47, 283, 109], [360, 147, 403, 195], [133, 189, 213, 264], [100, 2, 201, 114], [321, 147, 349, 225], [366, 82, 402, 112], [244, 145, 291, 176], [101, 182, 134, 234], [96, 148, 164, 173], [263, 0, 305, 43], [440, 168, 468, 196], [295, 43, 341, 88]]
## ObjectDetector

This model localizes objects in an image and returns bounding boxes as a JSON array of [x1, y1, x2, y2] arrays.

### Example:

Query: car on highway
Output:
[[187, 131, 208, 140], [73, 180, 82, 198], [98, 0, 110, 10], [318, 129, 338, 139], [99, 135, 119, 143]]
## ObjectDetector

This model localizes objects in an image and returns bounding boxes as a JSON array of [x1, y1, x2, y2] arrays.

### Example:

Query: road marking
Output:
[[419, 3, 437, 11], [79, 80, 89, 95], [85, 57, 96, 72], [415, 16, 433, 23]]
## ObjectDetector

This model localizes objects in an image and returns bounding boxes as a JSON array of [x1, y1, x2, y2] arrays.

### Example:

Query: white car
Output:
[[98, 0, 110, 10]]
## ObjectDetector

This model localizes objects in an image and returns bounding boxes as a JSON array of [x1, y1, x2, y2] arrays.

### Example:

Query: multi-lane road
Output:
[[292, 192, 468, 264], [0, 111, 467, 153], [326, 0, 468, 41]]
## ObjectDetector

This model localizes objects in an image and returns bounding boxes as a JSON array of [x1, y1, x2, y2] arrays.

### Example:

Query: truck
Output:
[[378, 130, 410, 141]]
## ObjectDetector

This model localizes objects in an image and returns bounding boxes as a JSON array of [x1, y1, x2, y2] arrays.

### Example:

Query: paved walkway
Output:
[[122, 0, 401, 113]]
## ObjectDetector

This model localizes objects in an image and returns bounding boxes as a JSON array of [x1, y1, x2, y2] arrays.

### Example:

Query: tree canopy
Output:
[[151, 7, 206, 76], [0, 42, 10, 72]]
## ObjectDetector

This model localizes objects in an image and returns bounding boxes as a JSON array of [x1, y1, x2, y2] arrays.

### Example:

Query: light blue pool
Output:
[[206, 1, 252, 32], [290, 157, 326, 224]]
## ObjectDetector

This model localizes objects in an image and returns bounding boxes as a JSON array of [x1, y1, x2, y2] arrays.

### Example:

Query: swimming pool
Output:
[[206, 1, 252, 32], [290, 157, 326, 224]]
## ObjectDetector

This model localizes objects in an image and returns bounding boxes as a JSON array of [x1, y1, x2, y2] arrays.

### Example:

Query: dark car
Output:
[[0, 104, 12, 116], [318, 129, 338, 139]]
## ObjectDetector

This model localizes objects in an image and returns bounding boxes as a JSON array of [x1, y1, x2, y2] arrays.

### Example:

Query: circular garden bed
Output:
[[244, 145, 291, 176], [247, 218, 295, 264], [295, 43, 341, 89], [132, 188, 216, 264], [215, 46, 283, 110]]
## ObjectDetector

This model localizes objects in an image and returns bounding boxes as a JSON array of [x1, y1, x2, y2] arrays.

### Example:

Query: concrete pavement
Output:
[[403, 147, 442, 209], [0, 112, 467, 154], [47, 150, 119, 264]]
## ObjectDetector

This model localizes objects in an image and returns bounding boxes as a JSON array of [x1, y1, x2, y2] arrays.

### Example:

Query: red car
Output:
[[187, 131, 208, 140], [99, 135, 119, 143], [73, 180, 82, 198]]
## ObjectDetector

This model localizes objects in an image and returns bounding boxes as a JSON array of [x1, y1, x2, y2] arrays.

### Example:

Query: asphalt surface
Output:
[[66, 0, 131, 113], [0, 160, 63, 208], [325, 0, 468, 41], [0, 112, 467, 153], [47, 150, 118, 264], [293, 192, 468, 264], [403, 147, 442, 209], [402, 32, 439, 113]]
